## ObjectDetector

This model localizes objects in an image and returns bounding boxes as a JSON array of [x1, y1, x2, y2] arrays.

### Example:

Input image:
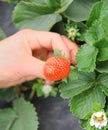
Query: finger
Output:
[[33, 48, 48, 60], [18, 29, 70, 60], [61, 36, 79, 65], [23, 56, 45, 80]]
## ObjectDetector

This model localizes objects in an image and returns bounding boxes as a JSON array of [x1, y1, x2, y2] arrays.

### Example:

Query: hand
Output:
[[0, 29, 79, 88]]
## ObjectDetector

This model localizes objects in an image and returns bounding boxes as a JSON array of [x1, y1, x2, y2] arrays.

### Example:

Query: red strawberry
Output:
[[43, 56, 70, 81]]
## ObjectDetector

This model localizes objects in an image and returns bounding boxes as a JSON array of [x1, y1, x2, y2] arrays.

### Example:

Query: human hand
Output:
[[0, 29, 79, 88]]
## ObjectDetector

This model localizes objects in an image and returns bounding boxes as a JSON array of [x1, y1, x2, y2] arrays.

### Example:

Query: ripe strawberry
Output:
[[43, 56, 70, 81]]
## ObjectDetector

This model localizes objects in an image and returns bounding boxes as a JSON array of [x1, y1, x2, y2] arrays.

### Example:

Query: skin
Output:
[[0, 29, 79, 88]]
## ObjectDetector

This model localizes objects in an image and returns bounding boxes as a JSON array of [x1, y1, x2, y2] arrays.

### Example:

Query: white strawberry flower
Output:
[[90, 111, 107, 129], [42, 84, 52, 94]]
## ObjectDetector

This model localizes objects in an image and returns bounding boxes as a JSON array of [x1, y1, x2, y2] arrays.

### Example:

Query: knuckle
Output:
[[18, 29, 33, 36], [51, 32, 61, 39]]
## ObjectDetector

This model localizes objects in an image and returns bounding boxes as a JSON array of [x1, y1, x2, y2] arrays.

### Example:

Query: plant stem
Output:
[[29, 88, 36, 100]]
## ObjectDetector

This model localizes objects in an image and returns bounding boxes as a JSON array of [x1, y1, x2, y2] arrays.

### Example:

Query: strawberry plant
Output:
[[1, 0, 108, 130]]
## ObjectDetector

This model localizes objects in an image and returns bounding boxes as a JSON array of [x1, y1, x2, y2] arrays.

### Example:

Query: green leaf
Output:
[[94, 38, 108, 61], [0, 88, 15, 102], [0, 28, 6, 40], [86, 121, 95, 130], [45, 0, 73, 13], [26, 0, 45, 3], [10, 98, 39, 130], [54, 49, 61, 56], [69, 87, 106, 119], [96, 60, 108, 73], [33, 82, 43, 97], [51, 21, 66, 35], [92, 102, 102, 111], [0, 108, 17, 130], [76, 44, 98, 72], [75, 22, 88, 42], [55, 0, 74, 14], [87, 1, 108, 26], [59, 71, 95, 99], [79, 119, 88, 130], [85, 20, 104, 45], [67, 67, 78, 81], [64, 0, 100, 22], [98, 73, 108, 96], [103, 0, 108, 2], [45, 0, 61, 8], [13, 1, 62, 31], [101, 11, 108, 40], [7, 0, 20, 3], [0, 98, 39, 130]]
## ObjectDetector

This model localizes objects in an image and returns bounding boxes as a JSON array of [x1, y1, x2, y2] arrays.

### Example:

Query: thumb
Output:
[[24, 57, 45, 79], [26, 57, 55, 85]]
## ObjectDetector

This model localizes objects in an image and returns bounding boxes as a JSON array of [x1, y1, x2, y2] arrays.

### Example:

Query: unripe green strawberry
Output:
[[43, 56, 70, 81]]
